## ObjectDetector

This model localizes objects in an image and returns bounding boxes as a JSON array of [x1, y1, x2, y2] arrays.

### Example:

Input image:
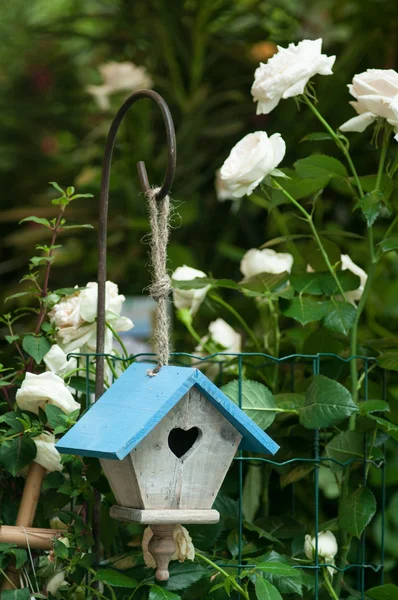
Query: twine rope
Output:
[[146, 188, 171, 374]]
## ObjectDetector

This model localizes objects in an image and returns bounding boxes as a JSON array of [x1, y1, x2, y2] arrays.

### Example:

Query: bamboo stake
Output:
[[0, 526, 63, 550], [1, 462, 47, 591]]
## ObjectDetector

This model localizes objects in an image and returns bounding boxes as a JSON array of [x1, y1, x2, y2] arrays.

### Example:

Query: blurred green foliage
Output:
[[1, 0, 397, 305]]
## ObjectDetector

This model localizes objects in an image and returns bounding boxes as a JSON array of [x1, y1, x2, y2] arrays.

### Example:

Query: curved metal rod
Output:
[[95, 89, 176, 399]]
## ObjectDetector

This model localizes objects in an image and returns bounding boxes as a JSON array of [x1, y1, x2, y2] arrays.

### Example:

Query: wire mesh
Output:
[[70, 351, 386, 599]]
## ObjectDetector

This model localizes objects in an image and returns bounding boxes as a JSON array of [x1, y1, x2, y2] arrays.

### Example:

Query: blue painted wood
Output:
[[56, 363, 279, 459]]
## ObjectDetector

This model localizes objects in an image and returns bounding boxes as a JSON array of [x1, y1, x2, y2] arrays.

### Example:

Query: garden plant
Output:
[[0, 35, 398, 600]]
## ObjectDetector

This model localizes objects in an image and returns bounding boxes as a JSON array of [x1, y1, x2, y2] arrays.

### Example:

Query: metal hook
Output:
[[95, 89, 177, 399]]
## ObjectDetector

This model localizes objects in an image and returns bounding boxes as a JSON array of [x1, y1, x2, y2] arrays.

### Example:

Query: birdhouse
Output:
[[57, 363, 279, 579]]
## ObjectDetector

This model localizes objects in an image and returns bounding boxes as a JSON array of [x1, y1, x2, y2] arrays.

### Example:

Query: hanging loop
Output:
[[95, 89, 176, 399]]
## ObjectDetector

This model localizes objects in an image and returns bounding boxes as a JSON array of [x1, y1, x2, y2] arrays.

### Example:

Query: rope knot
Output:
[[150, 274, 171, 302]]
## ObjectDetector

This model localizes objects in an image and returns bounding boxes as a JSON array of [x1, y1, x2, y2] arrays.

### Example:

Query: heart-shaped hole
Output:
[[168, 427, 201, 459]]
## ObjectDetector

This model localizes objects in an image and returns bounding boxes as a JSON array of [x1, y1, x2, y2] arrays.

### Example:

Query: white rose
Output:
[[86, 62, 153, 110], [208, 318, 241, 353], [252, 38, 335, 115], [341, 254, 367, 304], [47, 571, 66, 595], [215, 169, 235, 202], [220, 132, 286, 198], [44, 344, 78, 378], [142, 525, 195, 569], [304, 530, 338, 577], [241, 248, 294, 277], [340, 69, 398, 139], [172, 266, 210, 315], [16, 372, 80, 415], [34, 432, 63, 473], [49, 281, 133, 353]]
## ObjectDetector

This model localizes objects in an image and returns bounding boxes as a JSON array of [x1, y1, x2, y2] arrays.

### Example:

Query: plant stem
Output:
[[302, 95, 364, 198], [210, 293, 261, 351], [272, 180, 347, 299], [322, 567, 339, 600], [196, 552, 250, 600], [35, 207, 65, 335], [349, 126, 390, 409], [105, 321, 129, 359]]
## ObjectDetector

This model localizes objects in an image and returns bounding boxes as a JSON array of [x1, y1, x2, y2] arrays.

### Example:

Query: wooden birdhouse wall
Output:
[[101, 387, 242, 510]]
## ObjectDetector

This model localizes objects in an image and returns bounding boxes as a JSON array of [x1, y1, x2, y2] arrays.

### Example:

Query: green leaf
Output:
[[369, 415, 398, 442], [49, 181, 65, 194], [358, 190, 384, 226], [325, 431, 364, 472], [242, 463, 263, 522], [274, 393, 304, 411], [301, 132, 335, 142], [221, 379, 276, 429], [323, 300, 357, 335], [5, 335, 20, 343], [164, 562, 207, 592], [149, 586, 181, 600], [62, 224, 94, 230], [256, 551, 303, 596], [12, 548, 28, 568], [294, 154, 348, 179], [280, 297, 327, 326], [22, 335, 51, 364], [19, 216, 52, 228], [367, 584, 398, 600], [1, 589, 31, 600], [378, 352, 398, 371], [290, 271, 360, 296], [255, 578, 283, 600], [68, 376, 96, 394], [271, 176, 329, 203], [5, 292, 35, 303], [255, 562, 302, 577], [340, 487, 377, 538], [300, 375, 358, 429], [94, 568, 138, 588], [378, 235, 398, 253], [359, 400, 390, 415], [0, 436, 36, 476], [240, 272, 289, 296], [45, 404, 68, 429], [53, 538, 69, 559]]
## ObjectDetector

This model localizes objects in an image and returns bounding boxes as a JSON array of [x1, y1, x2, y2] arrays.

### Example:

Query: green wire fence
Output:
[[71, 351, 386, 600]]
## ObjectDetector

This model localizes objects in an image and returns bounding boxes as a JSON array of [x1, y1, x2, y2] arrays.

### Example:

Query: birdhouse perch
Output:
[[57, 362, 279, 580]]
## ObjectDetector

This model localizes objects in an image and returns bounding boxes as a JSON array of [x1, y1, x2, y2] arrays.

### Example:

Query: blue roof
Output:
[[56, 363, 279, 460]]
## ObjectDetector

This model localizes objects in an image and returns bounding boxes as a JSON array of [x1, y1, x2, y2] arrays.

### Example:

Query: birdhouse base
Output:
[[109, 506, 220, 524]]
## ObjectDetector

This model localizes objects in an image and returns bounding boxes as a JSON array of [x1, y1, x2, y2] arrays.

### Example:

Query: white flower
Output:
[[341, 254, 367, 304], [304, 530, 338, 577], [44, 344, 77, 378], [215, 169, 235, 202], [173, 525, 195, 562], [172, 265, 210, 316], [47, 571, 66, 595], [220, 132, 286, 197], [241, 248, 294, 277], [87, 62, 153, 110], [340, 69, 398, 140], [34, 432, 63, 473], [142, 525, 195, 569], [208, 318, 241, 353], [16, 372, 80, 415], [252, 38, 335, 115], [49, 281, 133, 354]]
